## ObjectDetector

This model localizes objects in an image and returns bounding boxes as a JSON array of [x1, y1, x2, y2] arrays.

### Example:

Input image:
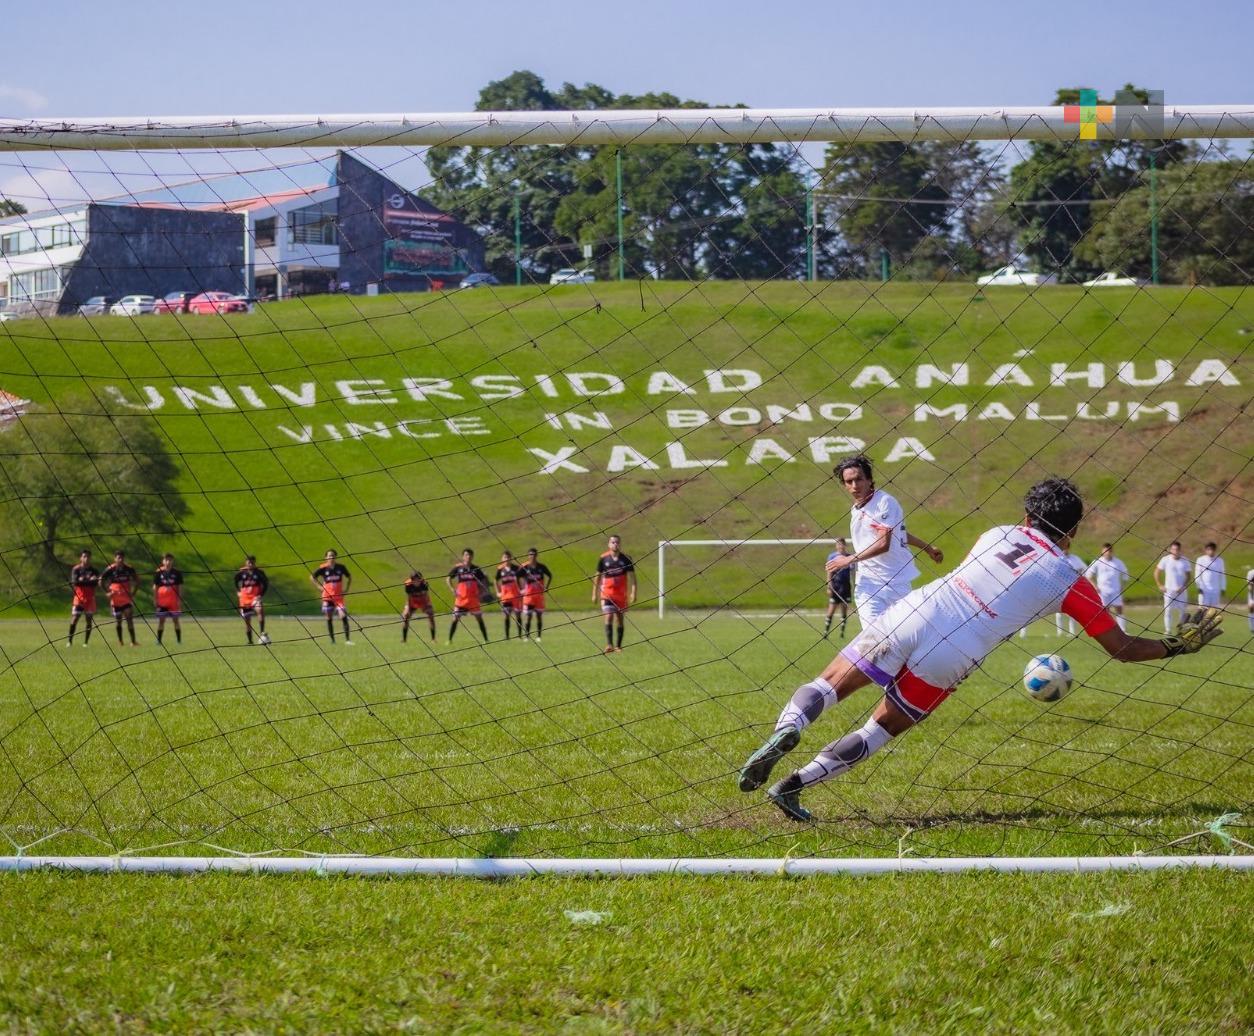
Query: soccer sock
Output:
[[535, 614, 543, 637], [259, 615, 266, 634], [477, 616, 489, 642], [175, 624, 181, 644], [605, 622, 614, 647], [840, 613, 847, 636], [327, 618, 335, 641], [616, 623, 624, 648], [448, 618, 459, 642], [503, 616, 511, 639], [823, 615, 832, 636], [157, 626, 164, 644], [68, 621, 77, 643], [794, 718, 893, 788], [428, 617, 436, 640], [775, 676, 837, 732], [524, 613, 532, 636], [1248, 612, 1254, 633], [128, 619, 137, 645], [402, 619, 409, 642], [246, 624, 254, 645], [342, 617, 351, 639], [116, 620, 123, 644]]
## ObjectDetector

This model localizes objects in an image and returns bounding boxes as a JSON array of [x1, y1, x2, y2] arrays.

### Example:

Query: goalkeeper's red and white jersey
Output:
[[896, 524, 1115, 657]]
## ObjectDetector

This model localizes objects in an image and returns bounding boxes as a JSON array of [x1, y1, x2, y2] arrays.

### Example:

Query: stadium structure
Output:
[[0, 152, 485, 316]]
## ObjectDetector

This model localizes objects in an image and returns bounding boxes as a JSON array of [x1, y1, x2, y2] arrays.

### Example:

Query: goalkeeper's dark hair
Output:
[[1024, 478, 1083, 544], [833, 454, 873, 484]]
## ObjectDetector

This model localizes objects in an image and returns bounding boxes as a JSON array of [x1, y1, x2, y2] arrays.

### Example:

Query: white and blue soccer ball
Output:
[[258, 633, 272, 646], [1023, 654, 1072, 702]]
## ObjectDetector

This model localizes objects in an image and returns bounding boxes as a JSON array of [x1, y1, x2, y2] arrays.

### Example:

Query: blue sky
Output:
[[1, 0, 1250, 208]]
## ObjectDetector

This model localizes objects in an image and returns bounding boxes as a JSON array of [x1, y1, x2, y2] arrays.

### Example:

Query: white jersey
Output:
[[1247, 569, 1254, 604], [850, 489, 918, 597], [1157, 555, 1192, 594], [847, 525, 1112, 695], [1085, 555, 1128, 594], [1193, 555, 1226, 594]]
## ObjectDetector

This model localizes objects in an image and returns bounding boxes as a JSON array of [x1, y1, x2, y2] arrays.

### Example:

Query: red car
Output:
[[151, 291, 194, 315], [186, 291, 248, 315]]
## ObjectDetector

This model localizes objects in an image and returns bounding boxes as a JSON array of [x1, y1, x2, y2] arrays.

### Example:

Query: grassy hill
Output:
[[0, 281, 1249, 615]]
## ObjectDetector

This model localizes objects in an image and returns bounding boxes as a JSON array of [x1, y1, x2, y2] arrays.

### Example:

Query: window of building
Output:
[[254, 216, 277, 248], [11, 267, 61, 300], [288, 200, 337, 246]]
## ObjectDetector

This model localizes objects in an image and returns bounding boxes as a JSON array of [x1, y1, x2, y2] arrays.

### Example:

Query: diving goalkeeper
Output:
[[738, 477, 1224, 823]]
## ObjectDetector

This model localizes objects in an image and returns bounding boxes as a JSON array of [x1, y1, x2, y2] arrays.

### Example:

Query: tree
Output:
[[1089, 160, 1254, 285], [0, 395, 187, 594], [424, 72, 808, 282], [0, 199, 24, 218], [816, 142, 951, 278], [1006, 85, 1186, 277]]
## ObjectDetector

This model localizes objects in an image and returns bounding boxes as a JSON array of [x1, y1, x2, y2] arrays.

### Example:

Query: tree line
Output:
[[423, 74, 1252, 285]]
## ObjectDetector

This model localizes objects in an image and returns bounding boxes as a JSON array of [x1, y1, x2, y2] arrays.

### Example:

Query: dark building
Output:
[[335, 153, 484, 294]]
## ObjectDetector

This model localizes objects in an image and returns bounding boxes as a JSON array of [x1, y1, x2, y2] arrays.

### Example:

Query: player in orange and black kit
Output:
[[594, 534, 636, 653], [311, 550, 353, 644], [402, 570, 436, 643], [446, 548, 490, 644], [235, 555, 269, 645], [68, 549, 99, 646], [100, 550, 139, 646], [496, 550, 525, 640], [152, 553, 185, 645], [519, 547, 553, 642]]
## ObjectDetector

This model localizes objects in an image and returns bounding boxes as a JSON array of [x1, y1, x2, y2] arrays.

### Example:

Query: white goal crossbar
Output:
[[657, 538, 837, 618], [2, 855, 1249, 876], [1, 105, 1252, 151]]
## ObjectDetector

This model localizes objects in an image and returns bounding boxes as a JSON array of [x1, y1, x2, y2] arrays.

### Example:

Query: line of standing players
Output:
[[66, 535, 639, 650]]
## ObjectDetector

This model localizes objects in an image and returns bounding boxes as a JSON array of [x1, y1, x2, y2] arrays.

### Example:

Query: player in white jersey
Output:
[[824, 455, 943, 624], [738, 478, 1223, 822], [1247, 568, 1254, 635], [1154, 541, 1192, 633], [1193, 543, 1226, 607], [1055, 551, 1087, 634], [1085, 543, 1130, 632]]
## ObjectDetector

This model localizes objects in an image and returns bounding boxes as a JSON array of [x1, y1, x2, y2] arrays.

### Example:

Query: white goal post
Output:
[[1, 105, 1252, 151], [657, 538, 839, 618]]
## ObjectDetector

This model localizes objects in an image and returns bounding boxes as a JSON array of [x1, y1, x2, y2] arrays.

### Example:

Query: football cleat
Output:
[[766, 774, 813, 823], [738, 726, 800, 792]]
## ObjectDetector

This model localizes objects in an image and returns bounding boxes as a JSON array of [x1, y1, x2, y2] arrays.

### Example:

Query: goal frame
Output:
[[656, 538, 840, 618]]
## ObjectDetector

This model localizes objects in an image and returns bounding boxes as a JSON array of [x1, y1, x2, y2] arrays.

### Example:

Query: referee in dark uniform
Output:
[[824, 538, 854, 639]]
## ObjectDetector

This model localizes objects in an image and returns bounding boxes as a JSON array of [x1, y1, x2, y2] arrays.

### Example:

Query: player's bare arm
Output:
[[827, 527, 891, 571], [628, 570, 637, 605], [905, 531, 943, 564]]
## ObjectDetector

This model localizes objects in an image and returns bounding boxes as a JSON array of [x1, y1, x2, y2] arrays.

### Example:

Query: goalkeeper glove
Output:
[[1161, 607, 1223, 657]]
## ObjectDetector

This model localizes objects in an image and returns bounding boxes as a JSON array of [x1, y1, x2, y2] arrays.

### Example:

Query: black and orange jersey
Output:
[[70, 564, 99, 589], [100, 564, 137, 591], [448, 564, 487, 607], [495, 563, 523, 597], [519, 562, 552, 592], [404, 577, 431, 603], [234, 568, 269, 595], [153, 567, 184, 590], [596, 552, 635, 600], [313, 563, 350, 593]]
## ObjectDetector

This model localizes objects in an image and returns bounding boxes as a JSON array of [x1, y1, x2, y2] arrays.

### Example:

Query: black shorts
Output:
[[828, 586, 851, 605]]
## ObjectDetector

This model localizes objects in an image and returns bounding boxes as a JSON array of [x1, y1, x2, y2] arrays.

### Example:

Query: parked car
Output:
[[78, 296, 117, 316], [186, 291, 248, 315], [459, 273, 501, 289], [1082, 271, 1141, 287], [152, 291, 195, 315], [976, 266, 1047, 287], [110, 294, 156, 316], [549, 268, 596, 285]]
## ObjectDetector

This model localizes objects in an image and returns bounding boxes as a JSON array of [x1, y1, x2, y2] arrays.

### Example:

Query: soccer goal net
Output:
[[0, 94, 1250, 874]]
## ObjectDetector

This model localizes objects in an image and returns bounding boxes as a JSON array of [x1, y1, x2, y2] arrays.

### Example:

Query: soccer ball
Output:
[[258, 633, 272, 646], [1023, 654, 1072, 702]]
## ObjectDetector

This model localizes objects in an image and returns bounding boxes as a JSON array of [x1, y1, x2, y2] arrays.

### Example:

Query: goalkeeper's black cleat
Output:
[[738, 726, 800, 792], [767, 774, 813, 823]]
